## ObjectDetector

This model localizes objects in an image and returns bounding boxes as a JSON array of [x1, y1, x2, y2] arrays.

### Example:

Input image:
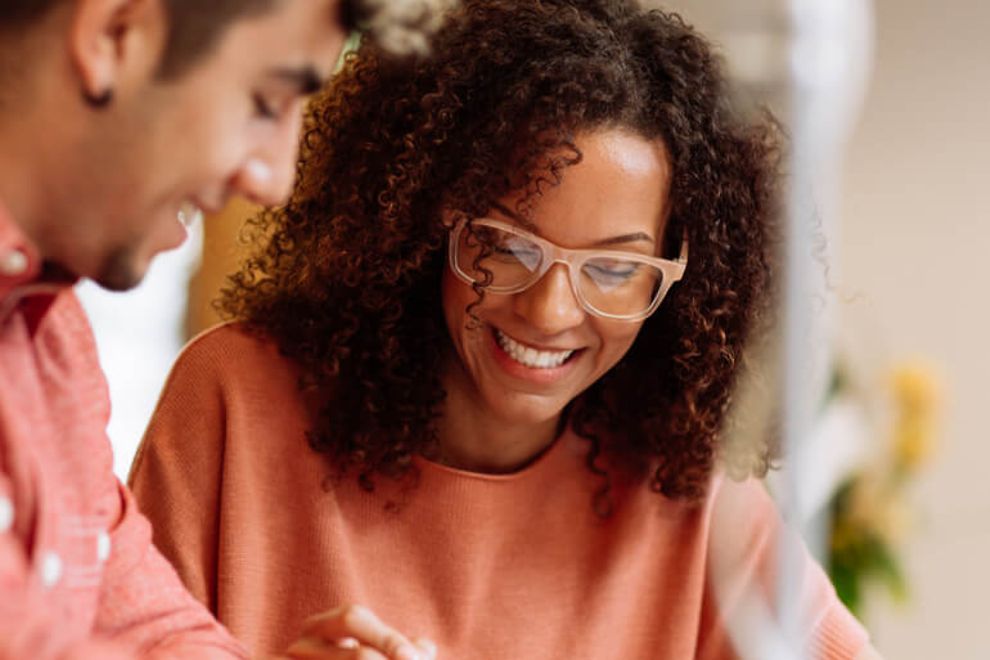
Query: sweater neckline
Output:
[[413, 428, 581, 483]]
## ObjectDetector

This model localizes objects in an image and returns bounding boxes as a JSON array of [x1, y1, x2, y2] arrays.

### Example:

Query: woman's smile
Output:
[[488, 325, 584, 385]]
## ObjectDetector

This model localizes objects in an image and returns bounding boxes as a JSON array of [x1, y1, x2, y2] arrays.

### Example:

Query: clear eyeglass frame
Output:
[[448, 217, 689, 322]]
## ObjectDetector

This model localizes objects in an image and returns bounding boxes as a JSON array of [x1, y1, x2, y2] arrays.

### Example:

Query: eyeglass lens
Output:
[[457, 223, 665, 318]]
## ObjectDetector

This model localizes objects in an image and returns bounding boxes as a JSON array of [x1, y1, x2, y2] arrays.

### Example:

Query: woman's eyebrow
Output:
[[592, 232, 654, 247], [489, 201, 654, 246]]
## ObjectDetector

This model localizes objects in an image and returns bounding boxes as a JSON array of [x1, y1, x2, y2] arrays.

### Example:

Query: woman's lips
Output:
[[495, 328, 575, 368], [488, 326, 582, 385]]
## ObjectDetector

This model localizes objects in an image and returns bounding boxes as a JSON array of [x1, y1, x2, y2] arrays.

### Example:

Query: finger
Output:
[[285, 636, 389, 660], [284, 636, 325, 658], [301, 605, 422, 660], [413, 638, 437, 660]]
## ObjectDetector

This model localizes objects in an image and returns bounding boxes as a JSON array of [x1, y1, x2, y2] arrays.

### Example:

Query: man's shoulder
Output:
[[36, 288, 98, 349], [8, 287, 108, 397]]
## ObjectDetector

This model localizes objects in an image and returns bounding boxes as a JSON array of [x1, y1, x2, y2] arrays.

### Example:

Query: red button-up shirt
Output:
[[0, 199, 248, 659]]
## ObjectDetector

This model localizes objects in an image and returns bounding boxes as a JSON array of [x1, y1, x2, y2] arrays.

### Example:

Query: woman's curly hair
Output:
[[220, 0, 781, 504]]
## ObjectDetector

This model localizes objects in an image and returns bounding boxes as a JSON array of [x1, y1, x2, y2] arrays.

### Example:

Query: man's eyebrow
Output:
[[266, 66, 326, 95], [489, 201, 655, 247]]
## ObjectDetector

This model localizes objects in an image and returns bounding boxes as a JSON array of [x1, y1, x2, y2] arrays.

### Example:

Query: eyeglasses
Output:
[[448, 218, 689, 321]]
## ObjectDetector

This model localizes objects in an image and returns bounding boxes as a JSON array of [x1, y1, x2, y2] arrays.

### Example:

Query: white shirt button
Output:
[[39, 551, 63, 589], [0, 497, 13, 533], [96, 531, 112, 562], [0, 249, 29, 277]]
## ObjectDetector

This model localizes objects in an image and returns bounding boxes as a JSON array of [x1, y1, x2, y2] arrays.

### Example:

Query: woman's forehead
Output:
[[489, 130, 670, 247]]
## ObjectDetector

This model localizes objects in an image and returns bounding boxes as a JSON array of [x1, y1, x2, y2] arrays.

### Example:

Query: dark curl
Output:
[[220, 0, 781, 503]]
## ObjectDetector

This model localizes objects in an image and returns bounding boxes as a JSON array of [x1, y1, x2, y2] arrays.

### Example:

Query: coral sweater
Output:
[[130, 324, 868, 659]]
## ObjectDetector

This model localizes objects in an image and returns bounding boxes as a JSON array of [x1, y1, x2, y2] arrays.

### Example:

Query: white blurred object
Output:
[[77, 221, 203, 479], [665, 0, 877, 657], [775, 0, 875, 657], [767, 397, 872, 523]]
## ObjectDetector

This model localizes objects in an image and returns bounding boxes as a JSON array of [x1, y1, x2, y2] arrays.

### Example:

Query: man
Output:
[[0, 0, 445, 657]]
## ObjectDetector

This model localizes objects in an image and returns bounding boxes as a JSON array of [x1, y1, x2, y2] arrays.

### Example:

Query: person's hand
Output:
[[283, 604, 437, 660]]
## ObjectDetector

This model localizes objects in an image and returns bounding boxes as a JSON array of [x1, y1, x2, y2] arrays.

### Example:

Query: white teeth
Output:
[[495, 329, 575, 369], [177, 202, 204, 227]]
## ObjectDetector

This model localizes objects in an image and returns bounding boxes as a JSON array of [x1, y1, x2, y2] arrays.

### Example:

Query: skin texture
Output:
[[0, 0, 346, 290], [438, 129, 671, 473]]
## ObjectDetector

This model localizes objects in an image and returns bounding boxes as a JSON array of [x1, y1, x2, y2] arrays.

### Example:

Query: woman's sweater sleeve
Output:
[[696, 476, 870, 659]]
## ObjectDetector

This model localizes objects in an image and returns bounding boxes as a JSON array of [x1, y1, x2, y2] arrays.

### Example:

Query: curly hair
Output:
[[220, 0, 781, 504]]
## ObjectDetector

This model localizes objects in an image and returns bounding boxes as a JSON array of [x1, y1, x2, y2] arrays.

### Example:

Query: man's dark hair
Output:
[[0, 0, 278, 78], [156, 0, 284, 79], [0, 0, 435, 79], [0, 0, 54, 25]]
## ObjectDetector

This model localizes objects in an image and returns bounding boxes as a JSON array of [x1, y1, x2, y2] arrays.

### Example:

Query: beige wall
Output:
[[187, 198, 257, 336], [839, 0, 990, 657]]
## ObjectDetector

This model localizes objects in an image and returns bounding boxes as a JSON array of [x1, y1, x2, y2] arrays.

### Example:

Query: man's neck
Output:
[[0, 125, 44, 248]]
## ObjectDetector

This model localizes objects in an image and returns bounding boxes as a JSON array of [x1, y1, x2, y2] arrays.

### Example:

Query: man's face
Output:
[[46, 0, 347, 290]]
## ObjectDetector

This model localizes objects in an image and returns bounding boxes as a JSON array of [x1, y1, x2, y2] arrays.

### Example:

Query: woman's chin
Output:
[[479, 387, 570, 429]]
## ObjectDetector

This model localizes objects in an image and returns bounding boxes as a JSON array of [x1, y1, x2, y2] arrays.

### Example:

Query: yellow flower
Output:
[[891, 363, 941, 470], [893, 364, 936, 406]]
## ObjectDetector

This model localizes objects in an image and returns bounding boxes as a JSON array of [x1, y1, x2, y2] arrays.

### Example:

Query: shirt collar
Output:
[[0, 197, 73, 322]]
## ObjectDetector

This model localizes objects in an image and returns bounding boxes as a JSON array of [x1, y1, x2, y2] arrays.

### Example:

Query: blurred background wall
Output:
[[660, 0, 989, 656], [836, 0, 990, 656], [672, 0, 990, 656], [80, 0, 990, 656]]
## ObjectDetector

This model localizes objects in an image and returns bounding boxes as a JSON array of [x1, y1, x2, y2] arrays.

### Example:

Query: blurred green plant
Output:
[[826, 362, 940, 617]]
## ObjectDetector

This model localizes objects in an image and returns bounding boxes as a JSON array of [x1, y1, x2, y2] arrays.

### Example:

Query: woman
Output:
[[131, 1, 877, 658]]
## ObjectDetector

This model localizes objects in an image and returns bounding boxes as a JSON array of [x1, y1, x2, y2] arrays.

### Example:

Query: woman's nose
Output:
[[512, 263, 586, 334]]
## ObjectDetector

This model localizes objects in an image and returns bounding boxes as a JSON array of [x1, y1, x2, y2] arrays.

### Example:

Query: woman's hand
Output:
[[283, 604, 437, 660]]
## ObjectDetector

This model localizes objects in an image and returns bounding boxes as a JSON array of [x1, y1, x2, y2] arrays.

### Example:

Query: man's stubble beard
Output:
[[93, 244, 146, 292]]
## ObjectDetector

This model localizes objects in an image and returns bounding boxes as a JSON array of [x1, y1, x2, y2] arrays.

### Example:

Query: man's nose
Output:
[[233, 111, 304, 207], [512, 263, 586, 334]]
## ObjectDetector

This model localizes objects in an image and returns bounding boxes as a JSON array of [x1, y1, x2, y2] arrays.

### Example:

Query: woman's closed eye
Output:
[[583, 260, 641, 289], [492, 240, 542, 270]]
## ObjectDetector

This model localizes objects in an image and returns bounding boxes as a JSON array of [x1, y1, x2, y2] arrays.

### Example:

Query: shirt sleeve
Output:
[[91, 481, 248, 660], [0, 468, 65, 658], [696, 476, 870, 660], [1, 291, 247, 659], [0, 470, 245, 659]]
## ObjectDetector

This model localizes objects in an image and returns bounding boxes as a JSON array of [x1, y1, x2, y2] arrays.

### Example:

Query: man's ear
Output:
[[68, 0, 167, 105]]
